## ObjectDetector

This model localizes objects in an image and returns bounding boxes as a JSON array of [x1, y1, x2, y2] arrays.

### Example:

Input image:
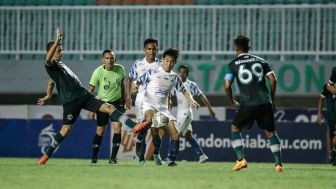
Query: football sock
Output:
[[92, 134, 103, 159], [269, 134, 282, 166], [152, 136, 162, 155], [136, 129, 148, 161], [231, 131, 244, 161], [168, 139, 180, 161], [110, 110, 136, 128], [110, 133, 121, 159], [187, 138, 204, 156], [46, 132, 64, 157]]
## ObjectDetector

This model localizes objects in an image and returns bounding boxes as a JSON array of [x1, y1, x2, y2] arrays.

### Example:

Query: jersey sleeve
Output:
[[263, 61, 273, 76], [329, 67, 336, 84], [128, 62, 138, 80], [224, 64, 235, 81], [136, 69, 152, 86], [175, 75, 186, 92], [89, 68, 100, 87], [191, 82, 203, 97], [120, 65, 126, 79]]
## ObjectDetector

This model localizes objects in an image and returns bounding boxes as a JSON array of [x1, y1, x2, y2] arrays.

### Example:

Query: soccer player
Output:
[[36, 27, 150, 165], [320, 66, 336, 165], [136, 48, 200, 166], [317, 83, 336, 166], [126, 38, 162, 165], [167, 65, 216, 163], [87, 49, 126, 164], [224, 35, 283, 172]]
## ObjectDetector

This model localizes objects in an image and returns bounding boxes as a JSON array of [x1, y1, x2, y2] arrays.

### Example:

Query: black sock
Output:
[[46, 132, 64, 157], [152, 136, 162, 155], [168, 139, 180, 161], [110, 133, 121, 159], [136, 129, 148, 161], [109, 110, 136, 128], [92, 134, 103, 159]]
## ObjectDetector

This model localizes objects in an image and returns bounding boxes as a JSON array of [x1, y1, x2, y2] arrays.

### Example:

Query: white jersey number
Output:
[[238, 63, 263, 84]]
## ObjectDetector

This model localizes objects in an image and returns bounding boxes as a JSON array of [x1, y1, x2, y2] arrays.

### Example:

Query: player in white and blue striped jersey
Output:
[[126, 38, 162, 165], [136, 48, 200, 166], [168, 65, 215, 163]]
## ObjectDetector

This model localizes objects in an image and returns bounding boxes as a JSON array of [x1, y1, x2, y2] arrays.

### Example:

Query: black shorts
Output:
[[232, 103, 275, 132], [63, 93, 104, 125], [96, 98, 125, 126]]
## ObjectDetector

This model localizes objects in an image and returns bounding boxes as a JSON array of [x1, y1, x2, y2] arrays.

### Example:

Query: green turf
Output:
[[0, 158, 335, 189]]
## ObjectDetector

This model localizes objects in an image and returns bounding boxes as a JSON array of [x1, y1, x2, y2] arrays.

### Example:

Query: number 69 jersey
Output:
[[225, 53, 274, 106], [137, 66, 186, 108]]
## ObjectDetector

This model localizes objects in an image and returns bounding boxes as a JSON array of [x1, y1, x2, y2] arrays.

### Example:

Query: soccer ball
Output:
[[154, 112, 169, 128]]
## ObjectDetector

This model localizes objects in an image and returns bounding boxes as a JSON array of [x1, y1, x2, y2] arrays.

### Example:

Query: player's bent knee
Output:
[[96, 126, 106, 136], [100, 103, 116, 115]]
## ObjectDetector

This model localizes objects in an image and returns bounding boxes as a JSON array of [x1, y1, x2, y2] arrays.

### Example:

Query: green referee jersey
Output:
[[227, 53, 273, 106], [89, 64, 126, 102]]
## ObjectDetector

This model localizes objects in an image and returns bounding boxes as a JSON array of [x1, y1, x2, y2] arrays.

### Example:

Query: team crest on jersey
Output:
[[67, 114, 73, 120], [38, 124, 59, 154], [104, 85, 110, 90]]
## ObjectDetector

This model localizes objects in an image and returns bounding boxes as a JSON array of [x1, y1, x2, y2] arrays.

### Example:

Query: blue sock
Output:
[[168, 139, 180, 161], [188, 138, 204, 156], [152, 136, 161, 155]]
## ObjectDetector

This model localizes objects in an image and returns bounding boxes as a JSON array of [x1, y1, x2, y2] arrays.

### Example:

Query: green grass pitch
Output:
[[0, 158, 335, 189]]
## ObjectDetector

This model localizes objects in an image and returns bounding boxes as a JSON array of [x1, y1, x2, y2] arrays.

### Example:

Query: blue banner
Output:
[[0, 119, 111, 159], [0, 119, 328, 163]]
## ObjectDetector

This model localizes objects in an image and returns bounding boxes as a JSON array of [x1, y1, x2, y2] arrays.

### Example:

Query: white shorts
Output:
[[176, 110, 193, 136], [142, 102, 176, 128]]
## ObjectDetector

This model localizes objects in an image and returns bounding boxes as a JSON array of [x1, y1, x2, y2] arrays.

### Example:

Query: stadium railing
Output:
[[0, 4, 335, 60]]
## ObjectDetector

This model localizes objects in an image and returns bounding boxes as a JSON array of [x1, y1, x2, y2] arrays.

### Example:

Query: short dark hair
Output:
[[102, 49, 112, 56], [178, 65, 189, 73], [163, 48, 179, 60], [46, 41, 55, 51], [234, 35, 250, 52], [144, 38, 158, 47]]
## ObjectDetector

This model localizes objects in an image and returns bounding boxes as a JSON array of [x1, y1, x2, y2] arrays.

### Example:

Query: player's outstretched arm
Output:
[[224, 80, 240, 108], [45, 27, 62, 66], [37, 79, 55, 106], [182, 90, 200, 109], [317, 97, 325, 125], [199, 94, 216, 118]]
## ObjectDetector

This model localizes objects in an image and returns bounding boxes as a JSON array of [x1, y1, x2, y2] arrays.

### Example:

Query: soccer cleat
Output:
[[91, 158, 98, 164], [167, 161, 177, 167], [165, 158, 177, 167], [139, 160, 145, 166], [275, 165, 283, 173], [153, 154, 163, 165], [133, 120, 151, 134], [231, 159, 248, 171], [37, 154, 49, 165], [109, 159, 118, 164], [199, 154, 209, 164]]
